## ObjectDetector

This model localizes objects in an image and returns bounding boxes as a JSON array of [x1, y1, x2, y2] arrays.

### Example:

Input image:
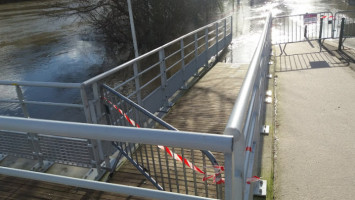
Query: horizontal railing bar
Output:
[[0, 99, 18, 103], [0, 81, 81, 88], [0, 167, 213, 200], [23, 101, 84, 108], [184, 51, 195, 59], [83, 15, 231, 85], [0, 116, 233, 153], [113, 76, 136, 90], [0, 100, 83, 108], [138, 61, 160, 76], [140, 75, 161, 90], [37, 134, 88, 142], [184, 40, 195, 49], [165, 49, 182, 60], [166, 59, 182, 72], [273, 11, 333, 19]]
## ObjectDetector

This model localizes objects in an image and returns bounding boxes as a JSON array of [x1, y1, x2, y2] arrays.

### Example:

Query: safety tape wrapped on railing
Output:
[[103, 97, 225, 184]]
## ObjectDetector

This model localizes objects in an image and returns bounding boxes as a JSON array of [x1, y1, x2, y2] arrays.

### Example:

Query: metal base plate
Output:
[[0, 154, 7, 163], [31, 160, 54, 172], [265, 97, 273, 104], [261, 125, 270, 135], [253, 180, 267, 196]]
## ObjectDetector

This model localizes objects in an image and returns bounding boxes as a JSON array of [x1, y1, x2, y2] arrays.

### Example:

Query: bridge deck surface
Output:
[[0, 62, 248, 199]]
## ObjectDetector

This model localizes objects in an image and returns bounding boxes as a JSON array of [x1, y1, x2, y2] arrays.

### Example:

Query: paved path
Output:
[[274, 41, 355, 200]]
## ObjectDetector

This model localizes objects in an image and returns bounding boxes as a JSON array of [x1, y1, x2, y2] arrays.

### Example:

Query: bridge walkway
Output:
[[0, 62, 249, 199], [274, 40, 355, 200], [109, 62, 249, 199]]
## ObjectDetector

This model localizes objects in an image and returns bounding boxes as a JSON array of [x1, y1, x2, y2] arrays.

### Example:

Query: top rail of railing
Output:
[[223, 13, 272, 200], [83, 15, 232, 86], [0, 116, 233, 153]]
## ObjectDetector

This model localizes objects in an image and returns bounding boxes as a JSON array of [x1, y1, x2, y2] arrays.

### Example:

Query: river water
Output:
[[1, 0, 355, 121]]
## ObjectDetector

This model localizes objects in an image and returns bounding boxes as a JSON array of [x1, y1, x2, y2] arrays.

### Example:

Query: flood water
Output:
[[1, 0, 355, 121]]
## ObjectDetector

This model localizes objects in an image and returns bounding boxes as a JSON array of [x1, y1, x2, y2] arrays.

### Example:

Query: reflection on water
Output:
[[1, 0, 355, 121]]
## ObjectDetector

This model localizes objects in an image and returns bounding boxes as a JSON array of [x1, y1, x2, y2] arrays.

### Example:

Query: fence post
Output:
[[133, 62, 142, 105], [205, 27, 209, 68], [180, 39, 187, 89], [159, 49, 169, 110], [215, 22, 219, 59], [338, 18, 345, 51], [319, 18, 324, 51], [304, 25, 308, 38], [224, 18, 227, 47]]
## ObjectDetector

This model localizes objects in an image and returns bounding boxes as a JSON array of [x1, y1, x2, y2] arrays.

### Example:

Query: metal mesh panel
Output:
[[38, 135, 93, 168], [0, 131, 34, 159]]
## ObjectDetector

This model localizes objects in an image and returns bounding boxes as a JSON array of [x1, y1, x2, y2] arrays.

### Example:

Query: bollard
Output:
[[338, 18, 345, 50]]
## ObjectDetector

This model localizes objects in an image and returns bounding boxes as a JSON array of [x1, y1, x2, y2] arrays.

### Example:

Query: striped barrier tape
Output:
[[103, 97, 225, 184]]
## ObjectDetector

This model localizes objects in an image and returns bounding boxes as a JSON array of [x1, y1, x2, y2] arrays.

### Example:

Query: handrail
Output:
[[83, 15, 232, 86], [0, 80, 81, 88], [225, 13, 271, 134], [224, 12, 272, 200], [0, 166, 212, 200], [0, 116, 233, 153]]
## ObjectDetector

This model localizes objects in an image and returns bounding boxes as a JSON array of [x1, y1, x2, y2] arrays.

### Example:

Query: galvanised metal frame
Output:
[[0, 116, 232, 200], [102, 84, 223, 198], [272, 12, 334, 45], [333, 10, 355, 39], [0, 81, 96, 171], [0, 15, 234, 194], [224, 13, 272, 200], [81, 15, 233, 125]]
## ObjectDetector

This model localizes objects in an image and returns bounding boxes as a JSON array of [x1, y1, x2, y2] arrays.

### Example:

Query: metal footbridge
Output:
[[1, 10, 355, 199]]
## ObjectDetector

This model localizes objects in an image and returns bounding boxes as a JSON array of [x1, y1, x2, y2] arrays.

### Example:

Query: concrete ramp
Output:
[[274, 41, 355, 199]]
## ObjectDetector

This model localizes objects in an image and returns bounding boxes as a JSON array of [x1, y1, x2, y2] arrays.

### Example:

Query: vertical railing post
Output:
[[15, 85, 44, 169], [231, 16, 233, 37], [319, 17, 324, 51], [88, 101, 105, 177], [338, 18, 345, 50], [194, 33, 199, 76], [15, 85, 29, 118], [304, 25, 308, 38], [133, 61, 142, 105], [224, 127, 246, 200], [180, 39, 187, 88], [205, 27, 209, 68], [224, 152, 233, 200], [224, 18, 227, 47], [159, 49, 169, 110], [80, 84, 92, 123], [215, 22, 219, 59]]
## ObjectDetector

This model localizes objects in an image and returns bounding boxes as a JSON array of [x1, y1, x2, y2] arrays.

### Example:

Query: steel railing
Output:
[[0, 80, 97, 171], [0, 12, 277, 199], [0, 116, 233, 200], [102, 84, 224, 198], [0, 16, 233, 183], [223, 13, 272, 200], [333, 10, 355, 39], [272, 12, 334, 45], [81, 15, 233, 126]]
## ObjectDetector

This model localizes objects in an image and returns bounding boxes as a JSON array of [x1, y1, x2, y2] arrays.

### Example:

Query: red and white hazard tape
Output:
[[103, 97, 225, 184], [246, 176, 261, 184]]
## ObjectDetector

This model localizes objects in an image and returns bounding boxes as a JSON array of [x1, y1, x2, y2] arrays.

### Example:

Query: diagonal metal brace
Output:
[[112, 142, 164, 190]]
